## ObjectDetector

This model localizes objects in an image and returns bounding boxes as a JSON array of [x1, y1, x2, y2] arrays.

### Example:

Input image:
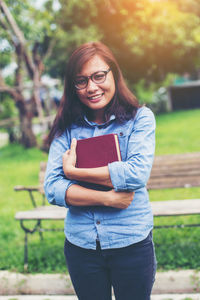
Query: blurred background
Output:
[[1, 0, 200, 148]]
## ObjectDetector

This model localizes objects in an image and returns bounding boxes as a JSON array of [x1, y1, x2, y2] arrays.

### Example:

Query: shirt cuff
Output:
[[54, 180, 76, 208], [108, 161, 127, 191]]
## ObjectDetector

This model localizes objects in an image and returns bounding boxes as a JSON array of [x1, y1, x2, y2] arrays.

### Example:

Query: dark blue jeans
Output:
[[64, 232, 156, 300]]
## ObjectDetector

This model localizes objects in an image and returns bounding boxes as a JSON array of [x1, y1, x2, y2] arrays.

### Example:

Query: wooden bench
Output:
[[14, 162, 67, 270], [148, 152, 200, 228], [15, 153, 200, 269]]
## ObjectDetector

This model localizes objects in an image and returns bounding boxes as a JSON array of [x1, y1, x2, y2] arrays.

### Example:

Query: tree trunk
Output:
[[17, 100, 37, 148], [20, 116, 37, 148]]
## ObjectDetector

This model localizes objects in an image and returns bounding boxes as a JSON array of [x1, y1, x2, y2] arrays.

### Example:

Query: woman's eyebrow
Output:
[[76, 69, 107, 77], [75, 72, 94, 78]]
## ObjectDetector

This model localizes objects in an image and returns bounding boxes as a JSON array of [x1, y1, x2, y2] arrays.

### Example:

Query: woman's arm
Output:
[[44, 131, 78, 208], [108, 108, 156, 192], [66, 184, 134, 209], [44, 130, 134, 209]]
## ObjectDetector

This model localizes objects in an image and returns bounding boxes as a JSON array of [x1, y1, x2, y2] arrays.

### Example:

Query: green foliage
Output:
[[1, 0, 56, 43], [133, 79, 157, 104], [133, 73, 180, 113], [2, 0, 200, 86], [133, 73, 177, 105], [0, 96, 17, 120], [0, 47, 13, 69], [55, 0, 200, 82], [0, 0, 58, 80], [1, 109, 200, 272]]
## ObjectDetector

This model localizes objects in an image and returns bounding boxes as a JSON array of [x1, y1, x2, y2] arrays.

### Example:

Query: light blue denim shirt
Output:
[[44, 106, 156, 249]]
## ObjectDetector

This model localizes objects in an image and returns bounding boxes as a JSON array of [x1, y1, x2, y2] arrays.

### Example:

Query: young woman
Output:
[[44, 41, 156, 300]]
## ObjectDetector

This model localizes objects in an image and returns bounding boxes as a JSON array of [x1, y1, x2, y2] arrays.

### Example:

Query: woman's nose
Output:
[[86, 79, 98, 92]]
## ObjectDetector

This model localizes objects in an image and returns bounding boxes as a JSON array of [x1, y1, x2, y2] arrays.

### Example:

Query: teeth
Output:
[[89, 94, 102, 100]]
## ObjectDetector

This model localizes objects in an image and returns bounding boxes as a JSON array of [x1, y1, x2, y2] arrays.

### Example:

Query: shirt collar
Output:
[[83, 114, 116, 127]]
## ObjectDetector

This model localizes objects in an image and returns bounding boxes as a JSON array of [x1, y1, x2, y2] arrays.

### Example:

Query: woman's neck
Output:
[[87, 110, 105, 124]]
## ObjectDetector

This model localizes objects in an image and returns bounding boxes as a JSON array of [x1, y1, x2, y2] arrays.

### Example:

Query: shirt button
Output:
[[96, 220, 101, 225]]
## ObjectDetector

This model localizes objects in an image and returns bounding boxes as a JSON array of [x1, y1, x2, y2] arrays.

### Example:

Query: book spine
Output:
[[114, 134, 122, 161]]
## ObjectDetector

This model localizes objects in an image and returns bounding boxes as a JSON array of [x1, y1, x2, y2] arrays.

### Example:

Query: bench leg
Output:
[[24, 232, 28, 271], [42, 194, 45, 206], [38, 220, 44, 241], [20, 219, 40, 271], [28, 190, 37, 207]]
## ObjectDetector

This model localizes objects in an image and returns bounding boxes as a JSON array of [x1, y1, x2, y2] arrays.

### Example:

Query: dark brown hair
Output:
[[47, 41, 140, 145]]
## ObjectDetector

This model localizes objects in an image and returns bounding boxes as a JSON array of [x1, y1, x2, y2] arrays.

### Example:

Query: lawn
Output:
[[0, 108, 200, 273]]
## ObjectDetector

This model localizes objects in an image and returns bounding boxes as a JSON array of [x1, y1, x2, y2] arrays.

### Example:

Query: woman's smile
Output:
[[87, 93, 104, 102]]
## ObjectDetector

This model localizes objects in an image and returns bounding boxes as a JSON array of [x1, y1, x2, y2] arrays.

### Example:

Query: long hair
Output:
[[47, 41, 140, 145]]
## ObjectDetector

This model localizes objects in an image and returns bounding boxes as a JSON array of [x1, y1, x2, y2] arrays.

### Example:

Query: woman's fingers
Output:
[[70, 138, 77, 152], [106, 190, 134, 209], [66, 149, 70, 155], [63, 138, 77, 160], [63, 149, 70, 159]]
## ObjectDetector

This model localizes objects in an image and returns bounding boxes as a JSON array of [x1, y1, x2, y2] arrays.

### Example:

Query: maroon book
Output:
[[76, 134, 122, 168]]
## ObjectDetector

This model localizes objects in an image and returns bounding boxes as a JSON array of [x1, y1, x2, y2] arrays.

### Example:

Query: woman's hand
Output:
[[63, 138, 77, 179], [106, 189, 135, 209]]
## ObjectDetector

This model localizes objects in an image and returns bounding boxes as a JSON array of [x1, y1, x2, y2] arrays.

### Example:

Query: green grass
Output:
[[0, 108, 200, 273], [0, 144, 67, 273], [155, 109, 200, 155]]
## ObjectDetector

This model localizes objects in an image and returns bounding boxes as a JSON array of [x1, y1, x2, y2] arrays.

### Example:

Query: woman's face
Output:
[[75, 55, 116, 123]]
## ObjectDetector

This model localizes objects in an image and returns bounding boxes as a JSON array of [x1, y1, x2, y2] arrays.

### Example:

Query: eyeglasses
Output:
[[74, 68, 111, 90]]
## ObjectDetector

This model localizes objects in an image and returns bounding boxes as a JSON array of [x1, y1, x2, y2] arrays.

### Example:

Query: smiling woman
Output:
[[44, 41, 156, 300]]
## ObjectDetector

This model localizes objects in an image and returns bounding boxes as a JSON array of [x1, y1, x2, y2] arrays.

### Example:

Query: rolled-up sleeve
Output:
[[44, 131, 77, 208], [108, 107, 156, 192]]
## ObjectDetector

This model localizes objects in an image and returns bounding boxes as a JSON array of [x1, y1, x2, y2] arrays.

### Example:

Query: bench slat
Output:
[[153, 152, 200, 161], [151, 199, 200, 216], [147, 152, 200, 189], [148, 176, 200, 189], [15, 206, 67, 220], [150, 170, 200, 178], [15, 199, 200, 221]]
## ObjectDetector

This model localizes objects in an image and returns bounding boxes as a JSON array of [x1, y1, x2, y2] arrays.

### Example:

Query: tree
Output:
[[0, 0, 56, 147], [56, 0, 200, 83]]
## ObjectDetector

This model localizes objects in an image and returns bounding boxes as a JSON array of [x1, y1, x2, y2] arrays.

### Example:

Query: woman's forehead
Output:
[[77, 55, 109, 76]]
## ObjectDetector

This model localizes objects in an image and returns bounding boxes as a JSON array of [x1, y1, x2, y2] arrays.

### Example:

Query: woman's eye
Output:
[[94, 73, 105, 81], [76, 78, 86, 85]]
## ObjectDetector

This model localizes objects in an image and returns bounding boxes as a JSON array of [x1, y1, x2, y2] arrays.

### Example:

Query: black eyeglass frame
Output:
[[74, 68, 111, 90]]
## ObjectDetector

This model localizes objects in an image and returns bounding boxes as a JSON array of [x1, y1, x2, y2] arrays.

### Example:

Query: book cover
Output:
[[76, 134, 122, 169]]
